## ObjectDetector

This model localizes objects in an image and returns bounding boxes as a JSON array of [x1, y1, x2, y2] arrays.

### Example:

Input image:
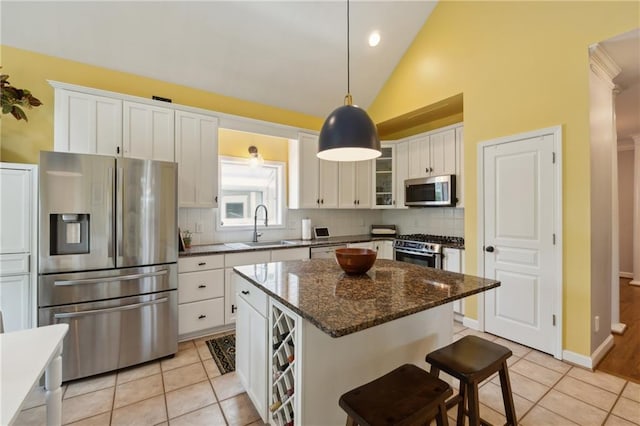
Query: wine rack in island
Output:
[[269, 300, 299, 426]]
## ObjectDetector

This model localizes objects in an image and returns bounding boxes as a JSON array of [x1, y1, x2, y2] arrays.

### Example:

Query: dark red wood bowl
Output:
[[335, 248, 377, 275]]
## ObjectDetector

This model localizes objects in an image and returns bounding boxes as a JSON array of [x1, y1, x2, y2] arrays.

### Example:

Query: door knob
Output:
[[485, 246, 495, 253]]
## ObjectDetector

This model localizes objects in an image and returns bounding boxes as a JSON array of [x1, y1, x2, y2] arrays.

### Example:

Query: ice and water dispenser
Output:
[[49, 213, 90, 255]]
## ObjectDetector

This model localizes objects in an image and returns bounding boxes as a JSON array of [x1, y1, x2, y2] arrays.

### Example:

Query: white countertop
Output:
[[0, 324, 69, 425]]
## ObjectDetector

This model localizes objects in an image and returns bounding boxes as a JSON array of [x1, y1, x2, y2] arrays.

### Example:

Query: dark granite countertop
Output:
[[234, 259, 498, 338], [179, 234, 396, 257]]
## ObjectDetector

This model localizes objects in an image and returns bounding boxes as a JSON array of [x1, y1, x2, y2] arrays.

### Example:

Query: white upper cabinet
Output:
[[395, 141, 409, 209], [407, 128, 456, 179], [338, 160, 371, 208], [373, 145, 396, 208], [175, 110, 219, 208], [123, 101, 175, 161], [54, 88, 122, 156], [289, 133, 338, 209], [455, 126, 465, 207]]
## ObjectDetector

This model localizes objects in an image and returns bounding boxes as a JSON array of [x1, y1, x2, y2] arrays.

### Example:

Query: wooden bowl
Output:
[[335, 248, 377, 275]]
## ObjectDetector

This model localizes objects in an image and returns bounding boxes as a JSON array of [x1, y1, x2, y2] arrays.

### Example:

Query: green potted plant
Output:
[[1, 72, 42, 121], [182, 230, 193, 249]]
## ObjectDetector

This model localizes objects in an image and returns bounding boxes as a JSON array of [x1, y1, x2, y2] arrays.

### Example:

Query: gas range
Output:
[[394, 234, 464, 254]]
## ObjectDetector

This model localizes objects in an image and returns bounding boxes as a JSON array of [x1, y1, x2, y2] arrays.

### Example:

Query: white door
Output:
[[482, 132, 559, 355]]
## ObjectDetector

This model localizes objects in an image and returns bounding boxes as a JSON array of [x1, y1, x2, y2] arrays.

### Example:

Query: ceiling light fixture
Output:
[[248, 145, 264, 167], [317, 0, 381, 162], [368, 31, 381, 47]]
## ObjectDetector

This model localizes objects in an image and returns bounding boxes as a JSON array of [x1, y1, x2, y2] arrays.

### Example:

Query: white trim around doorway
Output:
[[476, 125, 563, 359]]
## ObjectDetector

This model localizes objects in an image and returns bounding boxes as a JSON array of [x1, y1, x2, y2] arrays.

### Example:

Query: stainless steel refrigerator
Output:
[[38, 151, 178, 382]]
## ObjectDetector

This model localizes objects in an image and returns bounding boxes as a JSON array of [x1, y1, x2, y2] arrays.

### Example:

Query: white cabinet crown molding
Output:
[[47, 80, 312, 139]]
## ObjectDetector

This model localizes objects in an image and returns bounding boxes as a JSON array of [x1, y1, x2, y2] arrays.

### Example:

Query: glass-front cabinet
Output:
[[374, 145, 395, 208]]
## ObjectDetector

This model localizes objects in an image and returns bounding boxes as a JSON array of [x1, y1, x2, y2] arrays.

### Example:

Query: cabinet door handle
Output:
[[116, 146, 120, 154], [198, 262, 206, 266], [353, 200, 357, 205], [317, 198, 320, 205], [321, 199, 324, 204], [198, 284, 206, 288], [231, 304, 237, 313], [215, 195, 218, 203], [485, 246, 495, 253], [198, 314, 207, 319], [357, 200, 360, 205], [241, 290, 250, 295]]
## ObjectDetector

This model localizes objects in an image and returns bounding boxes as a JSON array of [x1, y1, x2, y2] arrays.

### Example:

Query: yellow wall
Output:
[[369, 1, 638, 356], [218, 128, 289, 162], [0, 46, 322, 164]]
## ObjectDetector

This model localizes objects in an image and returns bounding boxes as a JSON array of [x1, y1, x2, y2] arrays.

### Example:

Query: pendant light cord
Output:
[[347, 0, 350, 96]]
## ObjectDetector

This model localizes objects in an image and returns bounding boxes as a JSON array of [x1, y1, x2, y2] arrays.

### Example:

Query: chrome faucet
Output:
[[253, 204, 269, 242]]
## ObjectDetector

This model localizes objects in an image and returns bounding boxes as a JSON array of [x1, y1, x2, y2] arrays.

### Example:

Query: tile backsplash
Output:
[[179, 207, 464, 245], [179, 208, 384, 245], [381, 208, 464, 237]]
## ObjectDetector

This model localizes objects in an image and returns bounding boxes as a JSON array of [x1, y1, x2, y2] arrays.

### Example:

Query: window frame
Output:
[[216, 155, 287, 231]]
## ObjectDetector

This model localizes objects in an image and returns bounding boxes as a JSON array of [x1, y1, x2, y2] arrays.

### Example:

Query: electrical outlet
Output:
[[595, 315, 600, 332], [195, 222, 203, 233]]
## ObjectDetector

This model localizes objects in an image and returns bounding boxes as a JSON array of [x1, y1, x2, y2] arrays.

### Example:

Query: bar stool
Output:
[[338, 363, 453, 426], [425, 336, 517, 426]]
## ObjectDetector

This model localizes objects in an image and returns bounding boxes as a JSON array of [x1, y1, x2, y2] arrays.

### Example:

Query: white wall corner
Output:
[[562, 334, 614, 369]]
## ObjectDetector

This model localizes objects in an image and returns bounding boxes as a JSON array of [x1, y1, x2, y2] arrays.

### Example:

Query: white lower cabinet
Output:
[[347, 242, 374, 250], [443, 247, 465, 317], [0, 274, 31, 332], [235, 273, 269, 423], [270, 247, 309, 262], [177, 254, 225, 338], [372, 240, 394, 260]]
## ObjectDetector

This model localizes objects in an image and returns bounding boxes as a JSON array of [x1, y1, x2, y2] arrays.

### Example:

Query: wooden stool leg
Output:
[[498, 362, 517, 426], [436, 400, 449, 426], [455, 383, 466, 426], [430, 365, 441, 377], [345, 415, 357, 426], [467, 384, 480, 426]]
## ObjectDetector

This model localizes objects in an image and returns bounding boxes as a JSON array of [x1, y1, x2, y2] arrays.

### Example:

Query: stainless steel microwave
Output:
[[405, 175, 456, 207]]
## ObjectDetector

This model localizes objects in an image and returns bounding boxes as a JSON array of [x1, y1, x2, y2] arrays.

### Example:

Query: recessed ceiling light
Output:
[[368, 31, 381, 47]]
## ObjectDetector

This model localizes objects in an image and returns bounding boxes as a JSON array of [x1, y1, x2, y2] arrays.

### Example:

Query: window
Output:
[[218, 156, 285, 228]]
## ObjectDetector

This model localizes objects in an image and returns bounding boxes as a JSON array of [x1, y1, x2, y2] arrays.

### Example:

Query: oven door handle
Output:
[[394, 249, 437, 258], [53, 270, 168, 286], [53, 297, 169, 319]]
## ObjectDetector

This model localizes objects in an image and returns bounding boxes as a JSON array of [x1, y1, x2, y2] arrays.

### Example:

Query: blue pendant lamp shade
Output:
[[318, 102, 381, 161], [317, 0, 381, 162]]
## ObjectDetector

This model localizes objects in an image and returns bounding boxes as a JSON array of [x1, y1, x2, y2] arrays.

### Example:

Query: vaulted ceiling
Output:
[[1, 1, 437, 118]]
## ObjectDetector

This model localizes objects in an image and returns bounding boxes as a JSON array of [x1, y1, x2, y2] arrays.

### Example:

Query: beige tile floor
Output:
[[15, 324, 640, 425]]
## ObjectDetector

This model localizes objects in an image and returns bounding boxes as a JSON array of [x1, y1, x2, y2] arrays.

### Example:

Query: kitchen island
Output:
[[233, 259, 499, 425]]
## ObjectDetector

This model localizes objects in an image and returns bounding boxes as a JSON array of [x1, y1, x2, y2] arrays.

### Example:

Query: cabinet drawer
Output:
[[234, 273, 267, 317], [270, 247, 309, 262], [0, 254, 29, 275], [225, 251, 270, 267], [178, 298, 224, 335], [178, 254, 224, 273], [178, 269, 224, 303]]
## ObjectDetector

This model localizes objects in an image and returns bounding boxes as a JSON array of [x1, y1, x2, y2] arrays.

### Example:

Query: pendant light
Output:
[[317, 0, 381, 162]]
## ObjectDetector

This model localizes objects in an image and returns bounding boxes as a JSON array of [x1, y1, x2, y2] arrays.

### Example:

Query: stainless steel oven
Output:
[[394, 247, 442, 269]]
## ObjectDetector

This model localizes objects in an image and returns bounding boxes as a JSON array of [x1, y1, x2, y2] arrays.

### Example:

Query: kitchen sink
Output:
[[225, 240, 298, 249]]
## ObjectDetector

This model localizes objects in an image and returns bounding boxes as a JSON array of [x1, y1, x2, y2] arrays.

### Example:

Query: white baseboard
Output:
[[562, 335, 614, 369], [612, 323, 627, 335], [462, 317, 480, 331], [619, 272, 633, 279]]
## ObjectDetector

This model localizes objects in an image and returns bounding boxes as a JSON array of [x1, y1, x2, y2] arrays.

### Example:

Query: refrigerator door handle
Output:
[[53, 269, 169, 286], [107, 166, 114, 261], [116, 166, 124, 262], [53, 297, 169, 319]]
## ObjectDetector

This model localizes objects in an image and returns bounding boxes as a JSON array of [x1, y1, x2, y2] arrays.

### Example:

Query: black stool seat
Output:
[[425, 336, 517, 426], [339, 364, 453, 426]]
